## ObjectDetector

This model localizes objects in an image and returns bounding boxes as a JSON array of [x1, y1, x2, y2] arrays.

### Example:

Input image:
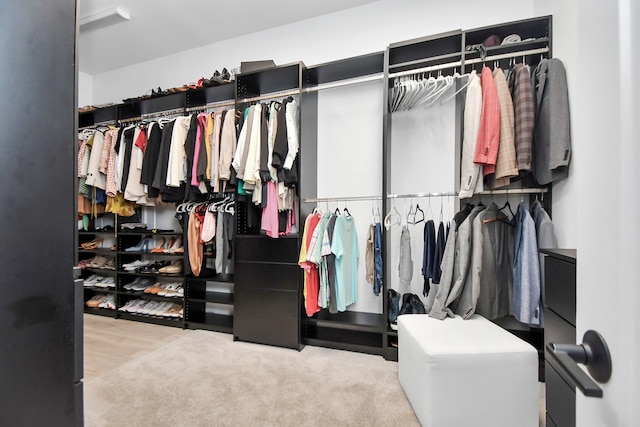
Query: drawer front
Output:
[[544, 309, 576, 350], [234, 312, 300, 349], [545, 361, 576, 427], [235, 287, 300, 318], [235, 262, 300, 291], [235, 235, 299, 263], [545, 256, 576, 325]]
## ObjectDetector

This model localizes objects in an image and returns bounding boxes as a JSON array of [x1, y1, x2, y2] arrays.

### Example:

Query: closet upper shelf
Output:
[[304, 52, 384, 89], [236, 61, 305, 101]]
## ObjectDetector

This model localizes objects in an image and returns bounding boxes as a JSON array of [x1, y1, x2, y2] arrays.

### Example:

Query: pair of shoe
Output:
[[200, 68, 231, 87], [136, 260, 171, 273], [93, 276, 115, 288], [123, 259, 151, 271], [86, 294, 106, 308], [399, 293, 427, 316], [124, 238, 151, 253], [118, 299, 182, 318], [98, 293, 116, 309], [388, 291, 426, 330], [80, 239, 104, 249], [149, 237, 183, 253], [156, 282, 183, 297], [86, 293, 115, 309], [123, 277, 156, 292], [159, 260, 183, 274], [80, 256, 116, 270]]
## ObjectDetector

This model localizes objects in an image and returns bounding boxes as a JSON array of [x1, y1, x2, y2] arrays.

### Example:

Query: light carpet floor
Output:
[[84, 329, 420, 426]]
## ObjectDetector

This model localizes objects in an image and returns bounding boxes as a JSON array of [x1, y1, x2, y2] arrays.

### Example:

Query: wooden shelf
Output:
[[306, 311, 384, 333]]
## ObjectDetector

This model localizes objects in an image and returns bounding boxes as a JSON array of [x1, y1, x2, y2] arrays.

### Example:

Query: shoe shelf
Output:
[[184, 275, 234, 333], [184, 310, 233, 334], [303, 311, 385, 355], [84, 306, 117, 318], [306, 310, 385, 333], [78, 248, 117, 255], [117, 311, 184, 328]]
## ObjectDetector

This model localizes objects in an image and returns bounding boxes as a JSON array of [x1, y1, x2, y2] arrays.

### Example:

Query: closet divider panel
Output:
[[380, 15, 554, 361], [300, 53, 387, 355], [232, 62, 305, 350], [382, 30, 464, 361]]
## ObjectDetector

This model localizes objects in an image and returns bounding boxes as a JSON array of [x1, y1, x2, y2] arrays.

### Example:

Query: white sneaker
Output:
[[140, 301, 160, 315], [152, 302, 173, 316]]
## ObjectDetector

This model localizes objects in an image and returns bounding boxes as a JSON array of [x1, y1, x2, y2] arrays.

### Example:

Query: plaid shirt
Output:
[[511, 64, 535, 172]]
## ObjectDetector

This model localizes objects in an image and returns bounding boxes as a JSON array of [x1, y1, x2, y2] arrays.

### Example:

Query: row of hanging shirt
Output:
[[175, 197, 235, 277], [299, 207, 359, 317], [423, 197, 556, 327], [233, 97, 300, 238], [384, 198, 451, 298], [77, 107, 238, 217]]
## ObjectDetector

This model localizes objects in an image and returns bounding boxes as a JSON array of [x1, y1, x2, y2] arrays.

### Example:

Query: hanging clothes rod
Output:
[[388, 61, 463, 79], [141, 107, 186, 120], [386, 188, 548, 199], [464, 46, 550, 66], [237, 88, 300, 104], [303, 73, 384, 93], [304, 195, 382, 203], [473, 187, 548, 196], [185, 100, 235, 113], [118, 116, 142, 124], [387, 191, 458, 199], [93, 120, 116, 127]]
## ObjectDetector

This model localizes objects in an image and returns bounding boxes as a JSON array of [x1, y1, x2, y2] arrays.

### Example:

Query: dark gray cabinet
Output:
[[542, 249, 577, 427], [233, 236, 303, 350]]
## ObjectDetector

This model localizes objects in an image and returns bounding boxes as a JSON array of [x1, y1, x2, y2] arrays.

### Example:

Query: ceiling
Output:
[[78, 0, 379, 75]]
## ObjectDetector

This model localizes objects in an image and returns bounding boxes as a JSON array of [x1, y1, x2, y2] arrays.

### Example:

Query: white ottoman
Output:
[[398, 314, 538, 427]]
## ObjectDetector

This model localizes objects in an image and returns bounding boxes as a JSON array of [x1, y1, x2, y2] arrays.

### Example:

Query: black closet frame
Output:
[[381, 15, 553, 362], [78, 15, 555, 358], [300, 52, 387, 355]]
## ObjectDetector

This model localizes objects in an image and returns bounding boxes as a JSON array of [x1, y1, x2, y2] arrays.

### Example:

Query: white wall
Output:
[[78, 70, 93, 108], [87, 0, 534, 105], [533, 0, 578, 249], [534, 0, 640, 425]]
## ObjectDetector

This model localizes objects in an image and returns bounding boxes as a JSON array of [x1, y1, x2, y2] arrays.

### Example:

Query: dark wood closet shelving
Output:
[[78, 15, 554, 359], [381, 15, 553, 362]]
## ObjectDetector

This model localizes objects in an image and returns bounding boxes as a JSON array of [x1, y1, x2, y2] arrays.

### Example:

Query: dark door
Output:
[[0, 1, 81, 425]]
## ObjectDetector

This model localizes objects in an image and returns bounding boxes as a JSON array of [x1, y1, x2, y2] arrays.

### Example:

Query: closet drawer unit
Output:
[[234, 312, 301, 349], [235, 262, 300, 291], [234, 288, 299, 318], [545, 361, 576, 427], [235, 235, 299, 263], [544, 252, 576, 325], [544, 309, 576, 350]]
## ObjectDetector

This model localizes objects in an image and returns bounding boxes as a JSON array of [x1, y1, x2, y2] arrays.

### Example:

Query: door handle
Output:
[[546, 330, 612, 398]]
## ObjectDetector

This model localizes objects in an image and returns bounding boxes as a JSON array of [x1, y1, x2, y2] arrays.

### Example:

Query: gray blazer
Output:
[[532, 58, 572, 185], [446, 206, 486, 310]]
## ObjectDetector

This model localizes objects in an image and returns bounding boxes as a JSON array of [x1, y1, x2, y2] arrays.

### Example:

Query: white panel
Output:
[[78, 71, 93, 107], [315, 80, 384, 314], [387, 99, 457, 304]]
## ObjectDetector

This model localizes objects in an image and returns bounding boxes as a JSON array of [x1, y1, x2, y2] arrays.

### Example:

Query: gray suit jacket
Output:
[[446, 206, 486, 310], [428, 219, 457, 320], [532, 58, 572, 185]]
